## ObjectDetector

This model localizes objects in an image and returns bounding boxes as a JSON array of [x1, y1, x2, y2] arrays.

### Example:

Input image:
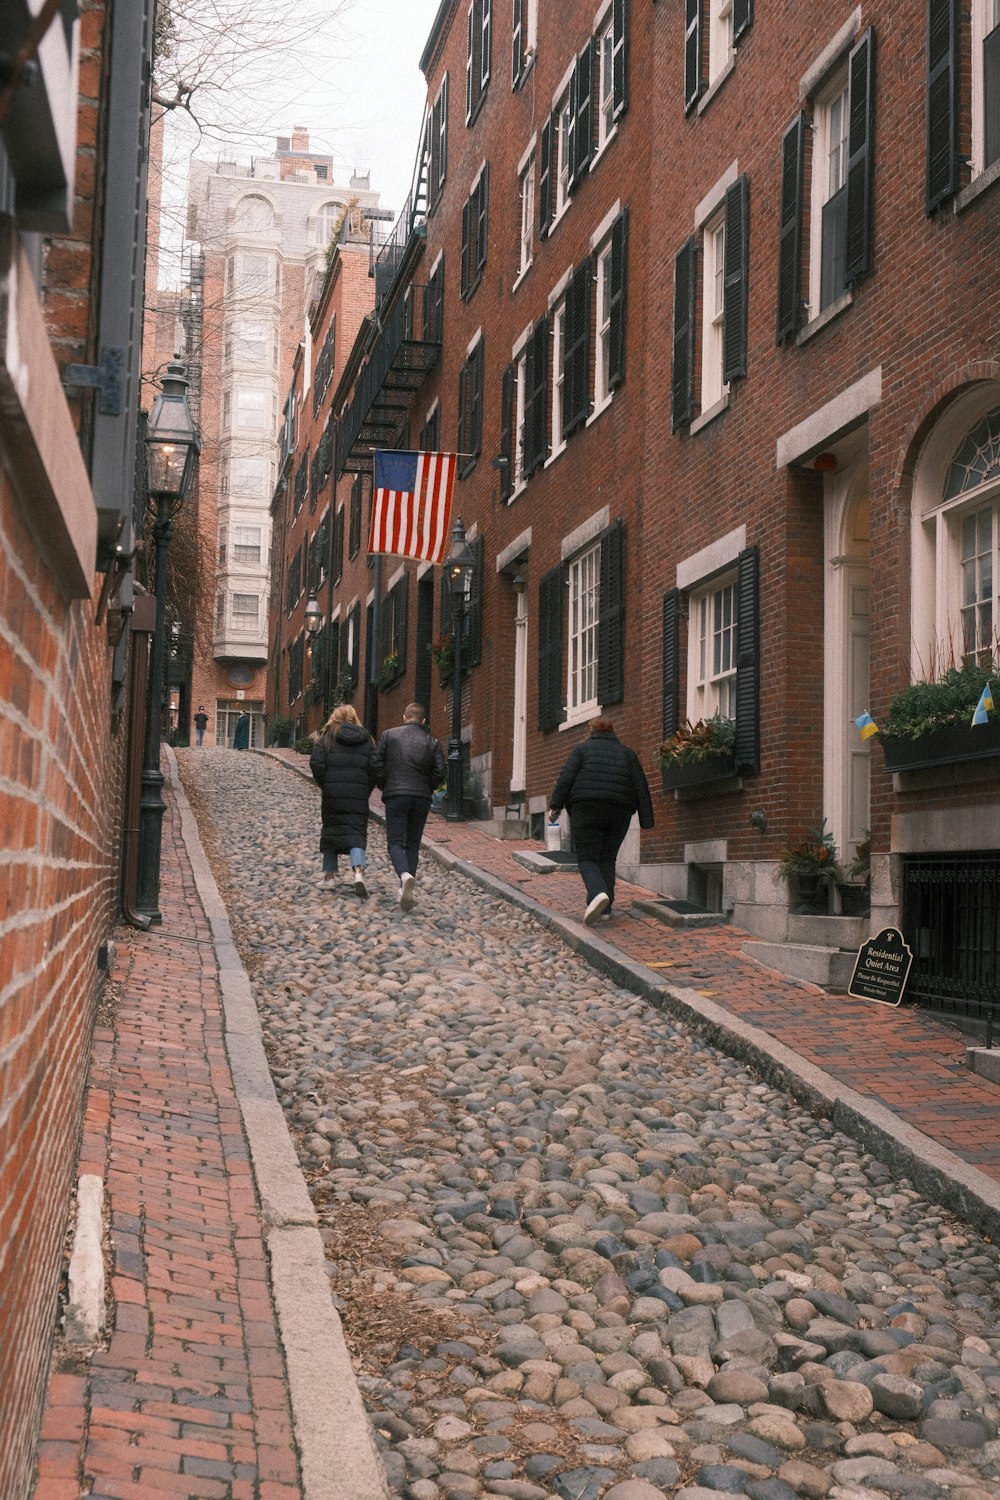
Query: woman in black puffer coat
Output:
[[549, 716, 654, 925], [309, 704, 376, 898]]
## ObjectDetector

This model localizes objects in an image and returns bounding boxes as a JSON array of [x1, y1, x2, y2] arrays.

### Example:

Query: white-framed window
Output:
[[218, 526, 226, 564], [550, 298, 566, 456], [567, 543, 600, 716], [597, 9, 616, 150], [233, 526, 262, 565], [232, 195, 273, 234], [809, 70, 850, 315], [222, 391, 232, 431], [959, 503, 997, 661], [230, 455, 267, 499], [512, 0, 538, 88], [230, 320, 269, 366], [237, 254, 271, 295], [700, 210, 727, 411], [555, 88, 573, 218], [314, 202, 342, 246], [466, 0, 491, 120], [234, 388, 268, 430], [518, 153, 535, 275], [972, 0, 1000, 176], [594, 238, 614, 412], [232, 592, 260, 629], [708, 0, 734, 88], [688, 574, 738, 721], [216, 594, 226, 630]]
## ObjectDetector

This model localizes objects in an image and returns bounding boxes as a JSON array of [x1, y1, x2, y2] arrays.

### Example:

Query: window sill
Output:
[[587, 393, 613, 427], [954, 158, 1000, 214], [545, 441, 566, 468], [689, 392, 730, 435], [512, 261, 532, 294], [591, 125, 618, 172], [513, 53, 537, 92], [696, 54, 736, 115], [796, 289, 853, 344], [508, 479, 527, 504], [466, 89, 488, 129], [560, 704, 599, 732]]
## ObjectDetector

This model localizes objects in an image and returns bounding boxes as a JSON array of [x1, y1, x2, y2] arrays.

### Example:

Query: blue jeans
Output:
[[323, 848, 367, 874], [383, 795, 431, 879]]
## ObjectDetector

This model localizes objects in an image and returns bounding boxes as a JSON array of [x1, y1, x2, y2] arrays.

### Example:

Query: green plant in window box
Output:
[[659, 714, 736, 766], [377, 651, 399, 690], [883, 659, 996, 738], [431, 633, 454, 680], [330, 666, 354, 706]]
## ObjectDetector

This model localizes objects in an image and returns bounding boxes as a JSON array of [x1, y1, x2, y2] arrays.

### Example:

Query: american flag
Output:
[[368, 450, 458, 564]]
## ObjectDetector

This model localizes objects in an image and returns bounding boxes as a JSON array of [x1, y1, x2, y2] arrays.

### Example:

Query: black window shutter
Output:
[[333, 505, 345, 583], [566, 65, 579, 189], [472, 339, 484, 458], [439, 564, 451, 635], [500, 363, 513, 501], [776, 113, 806, 343], [597, 519, 625, 706], [985, 21, 1000, 169], [432, 259, 444, 341], [512, 0, 524, 86], [734, 544, 760, 773], [538, 565, 565, 731], [733, 0, 753, 43], [926, 0, 959, 210], [529, 316, 549, 473], [539, 116, 553, 236], [457, 357, 468, 461], [396, 573, 409, 676], [684, 0, 703, 114], [573, 41, 594, 186], [672, 236, 697, 430], [441, 75, 449, 189], [661, 588, 681, 739], [845, 27, 875, 285], [608, 209, 629, 391], [466, 3, 475, 120], [613, 0, 629, 120], [476, 163, 489, 275], [348, 601, 361, 689], [461, 198, 470, 296], [722, 174, 749, 384], [564, 258, 591, 438], [467, 534, 485, 667], [379, 593, 391, 682]]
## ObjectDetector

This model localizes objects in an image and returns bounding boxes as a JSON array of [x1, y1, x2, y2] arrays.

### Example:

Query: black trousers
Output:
[[570, 803, 633, 906], [384, 794, 431, 878]]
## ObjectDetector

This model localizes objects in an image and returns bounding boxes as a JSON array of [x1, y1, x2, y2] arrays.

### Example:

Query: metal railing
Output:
[[902, 852, 1000, 1029]]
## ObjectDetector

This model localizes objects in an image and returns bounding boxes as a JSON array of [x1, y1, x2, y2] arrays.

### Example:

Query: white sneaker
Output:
[[584, 892, 610, 925], [399, 872, 416, 911], [353, 869, 368, 899]]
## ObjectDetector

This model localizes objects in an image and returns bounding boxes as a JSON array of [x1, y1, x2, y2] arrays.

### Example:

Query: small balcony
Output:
[[337, 283, 440, 476]]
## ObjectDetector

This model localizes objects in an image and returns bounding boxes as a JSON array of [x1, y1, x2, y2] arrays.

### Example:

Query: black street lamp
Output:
[[304, 594, 323, 718], [135, 362, 200, 923], [445, 517, 475, 822]]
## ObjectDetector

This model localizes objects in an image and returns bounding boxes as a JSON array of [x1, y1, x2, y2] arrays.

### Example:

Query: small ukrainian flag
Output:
[[972, 681, 995, 726], [854, 711, 879, 741]]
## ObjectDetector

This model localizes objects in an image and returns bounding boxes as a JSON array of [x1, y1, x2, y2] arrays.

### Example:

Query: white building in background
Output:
[[183, 128, 390, 745]]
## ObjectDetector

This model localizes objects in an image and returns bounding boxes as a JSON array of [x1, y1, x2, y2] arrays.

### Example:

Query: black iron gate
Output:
[[901, 852, 1000, 1023]]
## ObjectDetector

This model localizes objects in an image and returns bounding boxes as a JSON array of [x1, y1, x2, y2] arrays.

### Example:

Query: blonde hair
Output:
[[322, 703, 362, 735]]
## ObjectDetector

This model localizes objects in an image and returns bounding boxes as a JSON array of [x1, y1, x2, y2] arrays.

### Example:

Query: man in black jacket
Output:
[[550, 717, 654, 925], [372, 702, 447, 910]]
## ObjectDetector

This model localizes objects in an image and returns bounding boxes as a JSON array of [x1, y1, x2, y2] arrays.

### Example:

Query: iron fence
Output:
[[901, 852, 1000, 1028]]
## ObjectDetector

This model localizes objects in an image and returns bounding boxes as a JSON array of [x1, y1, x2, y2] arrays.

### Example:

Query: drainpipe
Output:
[[120, 593, 154, 930]]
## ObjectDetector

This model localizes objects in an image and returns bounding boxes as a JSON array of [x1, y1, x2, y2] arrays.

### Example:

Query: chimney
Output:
[[291, 126, 309, 153]]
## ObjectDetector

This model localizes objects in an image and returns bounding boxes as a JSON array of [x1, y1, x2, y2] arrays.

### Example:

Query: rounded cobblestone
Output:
[[179, 751, 1000, 1500]]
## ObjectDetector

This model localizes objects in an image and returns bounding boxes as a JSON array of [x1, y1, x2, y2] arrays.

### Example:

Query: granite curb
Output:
[[259, 746, 1000, 1242], [167, 747, 389, 1500]]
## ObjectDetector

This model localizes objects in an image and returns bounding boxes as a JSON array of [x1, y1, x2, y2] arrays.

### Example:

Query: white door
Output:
[[511, 582, 528, 797], [844, 570, 871, 852]]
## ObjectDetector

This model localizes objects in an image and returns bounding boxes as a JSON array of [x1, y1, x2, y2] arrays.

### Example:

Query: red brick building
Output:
[[271, 0, 1000, 1022], [0, 0, 157, 1492]]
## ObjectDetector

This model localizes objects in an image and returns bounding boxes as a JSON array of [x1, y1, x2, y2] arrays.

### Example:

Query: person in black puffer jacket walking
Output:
[[371, 702, 446, 911], [310, 704, 376, 898], [549, 716, 654, 925]]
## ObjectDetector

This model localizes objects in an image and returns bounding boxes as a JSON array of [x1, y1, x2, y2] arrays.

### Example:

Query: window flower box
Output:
[[660, 751, 738, 790], [658, 715, 737, 790], [881, 718, 1000, 773]]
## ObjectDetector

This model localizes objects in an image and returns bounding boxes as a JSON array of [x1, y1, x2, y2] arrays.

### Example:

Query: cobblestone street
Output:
[[178, 750, 1000, 1500]]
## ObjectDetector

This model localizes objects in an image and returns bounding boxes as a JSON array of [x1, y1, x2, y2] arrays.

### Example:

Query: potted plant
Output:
[[330, 667, 354, 707], [658, 715, 737, 789], [777, 821, 839, 914], [377, 651, 400, 690], [881, 660, 999, 772], [838, 831, 871, 916], [266, 714, 295, 748], [431, 633, 454, 682]]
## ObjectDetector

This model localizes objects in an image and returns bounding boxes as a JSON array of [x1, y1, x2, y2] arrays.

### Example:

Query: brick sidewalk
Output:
[[271, 746, 1000, 1187], [34, 782, 302, 1500]]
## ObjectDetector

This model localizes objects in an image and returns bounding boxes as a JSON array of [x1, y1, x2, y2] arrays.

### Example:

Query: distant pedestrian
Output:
[[309, 704, 376, 898], [549, 716, 654, 925], [233, 712, 250, 750], [194, 705, 209, 747], [371, 702, 446, 911]]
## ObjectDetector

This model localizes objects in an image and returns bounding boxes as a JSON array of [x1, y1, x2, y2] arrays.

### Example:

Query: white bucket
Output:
[[545, 820, 562, 853]]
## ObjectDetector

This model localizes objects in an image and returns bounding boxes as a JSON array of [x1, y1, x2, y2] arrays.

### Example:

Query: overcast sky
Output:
[[159, 0, 441, 283]]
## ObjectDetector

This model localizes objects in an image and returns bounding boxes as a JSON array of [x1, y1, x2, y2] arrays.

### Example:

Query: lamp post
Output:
[[135, 362, 200, 923], [445, 518, 475, 822], [304, 594, 323, 720]]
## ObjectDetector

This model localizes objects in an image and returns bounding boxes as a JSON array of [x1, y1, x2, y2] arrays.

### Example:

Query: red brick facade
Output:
[[272, 1, 1000, 996]]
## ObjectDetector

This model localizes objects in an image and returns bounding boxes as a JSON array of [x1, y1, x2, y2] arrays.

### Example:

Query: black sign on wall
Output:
[[848, 927, 914, 1007]]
